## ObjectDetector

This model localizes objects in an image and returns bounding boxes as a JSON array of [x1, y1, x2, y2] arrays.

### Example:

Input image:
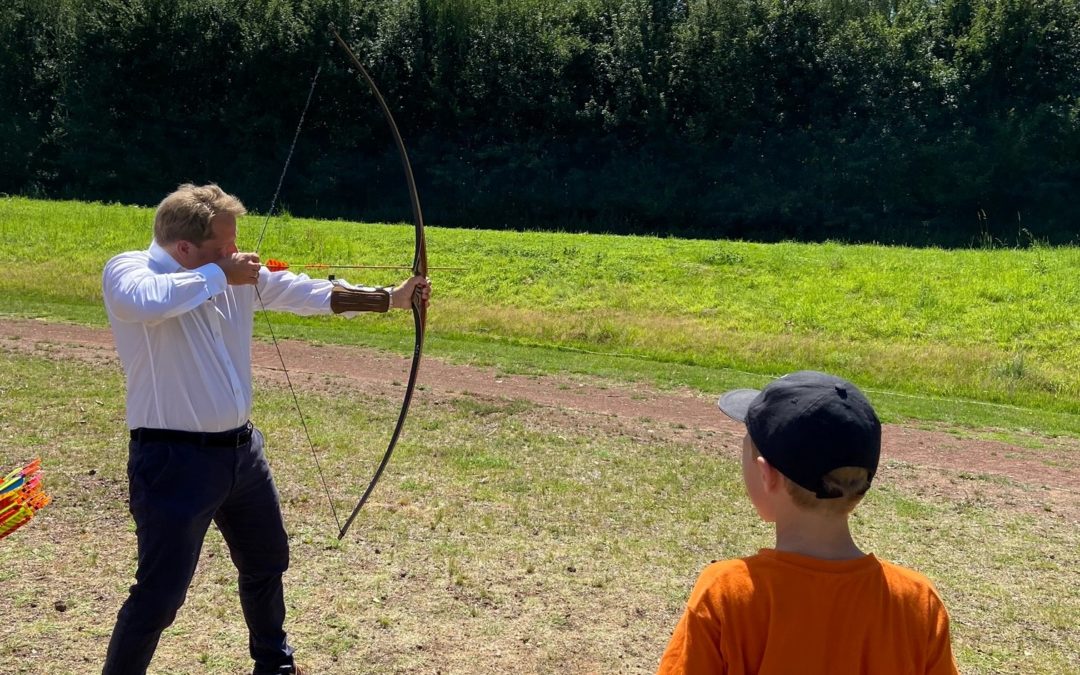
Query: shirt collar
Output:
[[148, 239, 184, 273]]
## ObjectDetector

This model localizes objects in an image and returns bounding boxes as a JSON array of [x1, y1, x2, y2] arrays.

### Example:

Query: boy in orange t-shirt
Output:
[[658, 371, 958, 675]]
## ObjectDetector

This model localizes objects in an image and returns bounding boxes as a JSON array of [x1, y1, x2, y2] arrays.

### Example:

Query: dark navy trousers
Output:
[[102, 425, 296, 675]]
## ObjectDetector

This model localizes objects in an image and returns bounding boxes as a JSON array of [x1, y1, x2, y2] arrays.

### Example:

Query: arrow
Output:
[[265, 259, 463, 273], [0, 458, 51, 541]]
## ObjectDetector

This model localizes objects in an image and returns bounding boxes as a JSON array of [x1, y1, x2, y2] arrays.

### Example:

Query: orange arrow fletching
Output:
[[265, 259, 330, 273]]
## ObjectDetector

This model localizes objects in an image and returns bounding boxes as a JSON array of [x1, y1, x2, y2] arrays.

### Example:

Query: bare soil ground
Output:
[[2, 318, 1076, 521]]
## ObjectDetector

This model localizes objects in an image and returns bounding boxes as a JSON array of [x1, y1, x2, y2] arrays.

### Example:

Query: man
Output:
[[101, 183, 430, 675]]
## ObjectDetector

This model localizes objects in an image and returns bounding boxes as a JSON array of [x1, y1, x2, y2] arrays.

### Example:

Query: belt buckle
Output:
[[237, 422, 253, 447]]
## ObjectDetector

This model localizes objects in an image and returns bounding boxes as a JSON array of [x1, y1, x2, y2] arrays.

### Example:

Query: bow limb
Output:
[[331, 25, 428, 540]]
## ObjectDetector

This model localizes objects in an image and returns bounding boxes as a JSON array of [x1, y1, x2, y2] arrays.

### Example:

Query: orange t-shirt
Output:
[[658, 550, 958, 675]]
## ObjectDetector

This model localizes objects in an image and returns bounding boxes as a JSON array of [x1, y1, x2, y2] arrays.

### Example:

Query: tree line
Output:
[[2, 0, 1078, 245]]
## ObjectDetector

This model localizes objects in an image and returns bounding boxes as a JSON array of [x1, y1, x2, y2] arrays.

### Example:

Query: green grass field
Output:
[[2, 196, 1079, 439]]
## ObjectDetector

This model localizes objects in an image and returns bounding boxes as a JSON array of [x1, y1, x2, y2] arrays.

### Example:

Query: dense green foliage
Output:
[[2, 0, 1078, 244]]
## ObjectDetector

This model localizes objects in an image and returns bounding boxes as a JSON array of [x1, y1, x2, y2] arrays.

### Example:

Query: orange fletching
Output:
[[265, 258, 289, 273]]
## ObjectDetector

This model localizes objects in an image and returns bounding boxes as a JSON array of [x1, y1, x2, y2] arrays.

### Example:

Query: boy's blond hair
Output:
[[751, 444, 870, 515], [784, 466, 870, 515], [154, 184, 247, 245]]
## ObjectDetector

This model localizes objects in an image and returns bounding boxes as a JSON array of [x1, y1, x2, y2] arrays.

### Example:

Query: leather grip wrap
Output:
[[330, 285, 391, 313]]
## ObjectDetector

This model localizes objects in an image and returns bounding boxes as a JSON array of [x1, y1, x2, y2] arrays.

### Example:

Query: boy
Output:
[[658, 371, 958, 674]]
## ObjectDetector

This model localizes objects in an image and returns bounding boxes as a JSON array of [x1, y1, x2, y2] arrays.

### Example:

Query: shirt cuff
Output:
[[196, 262, 228, 298]]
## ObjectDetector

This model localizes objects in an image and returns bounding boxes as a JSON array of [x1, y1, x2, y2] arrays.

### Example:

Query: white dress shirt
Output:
[[103, 240, 335, 432]]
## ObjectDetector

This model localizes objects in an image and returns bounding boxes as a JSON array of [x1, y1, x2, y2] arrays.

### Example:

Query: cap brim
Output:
[[717, 389, 760, 422]]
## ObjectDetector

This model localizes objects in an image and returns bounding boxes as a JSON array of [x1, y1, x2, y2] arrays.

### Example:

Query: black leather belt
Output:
[[130, 422, 253, 447]]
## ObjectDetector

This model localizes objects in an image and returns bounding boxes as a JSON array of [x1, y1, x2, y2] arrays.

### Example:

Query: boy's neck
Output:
[[773, 512, 865, 561]]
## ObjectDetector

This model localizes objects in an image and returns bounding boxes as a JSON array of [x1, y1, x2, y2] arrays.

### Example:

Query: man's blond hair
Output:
[[153, 184, 247, 245]]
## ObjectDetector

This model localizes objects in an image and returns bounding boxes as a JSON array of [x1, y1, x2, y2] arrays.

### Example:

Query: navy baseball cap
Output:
[[717, 371, 881, 498]]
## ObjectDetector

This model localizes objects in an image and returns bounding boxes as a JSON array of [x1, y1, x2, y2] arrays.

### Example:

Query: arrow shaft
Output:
[[271, 262, 463, 271]]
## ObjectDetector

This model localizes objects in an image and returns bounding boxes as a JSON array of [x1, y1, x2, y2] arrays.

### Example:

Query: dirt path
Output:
[[2, 318, 1076, 503]]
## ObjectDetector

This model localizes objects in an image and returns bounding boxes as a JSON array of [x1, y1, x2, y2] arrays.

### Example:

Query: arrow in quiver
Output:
[[0, 458, 51, 541]]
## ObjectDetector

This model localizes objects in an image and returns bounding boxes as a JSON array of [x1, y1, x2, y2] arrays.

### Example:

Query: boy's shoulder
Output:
[[694, 555, 763, 584], [686, 555, 764, 605], [691, 551, 944, 606], [874, 557, 946, 601]]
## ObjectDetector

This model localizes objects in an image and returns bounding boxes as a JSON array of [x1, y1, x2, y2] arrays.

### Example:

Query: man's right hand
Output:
[[216, 253, 262, 286]]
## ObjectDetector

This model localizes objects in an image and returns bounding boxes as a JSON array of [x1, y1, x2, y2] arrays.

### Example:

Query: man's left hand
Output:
[[390, 276, 431, 310]]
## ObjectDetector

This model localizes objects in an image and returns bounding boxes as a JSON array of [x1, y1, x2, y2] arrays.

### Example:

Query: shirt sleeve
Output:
[[103, 253, 227, 323], [657, 589, 726, 675], [925, 590, 959, 675], [255, 266, 334, 315]]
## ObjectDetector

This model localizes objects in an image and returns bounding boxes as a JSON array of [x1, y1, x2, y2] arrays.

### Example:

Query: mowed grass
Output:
[[1, 195, 1078, 439], [0, 350, 1076, 673]]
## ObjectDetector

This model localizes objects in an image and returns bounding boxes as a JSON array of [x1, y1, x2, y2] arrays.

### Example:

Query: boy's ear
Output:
[[755, 455, 784, 493]]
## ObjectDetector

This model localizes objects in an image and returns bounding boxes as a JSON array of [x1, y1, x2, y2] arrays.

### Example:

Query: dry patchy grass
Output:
[[0, 350, 1076, 674]]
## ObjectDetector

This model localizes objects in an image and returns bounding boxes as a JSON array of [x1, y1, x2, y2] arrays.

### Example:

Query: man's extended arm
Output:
[[258, 265, 430, 316]]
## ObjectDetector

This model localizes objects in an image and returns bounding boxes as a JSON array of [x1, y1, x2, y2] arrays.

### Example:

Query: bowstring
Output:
[[254, 64, 321, 253], [252, 63, 343, 534]]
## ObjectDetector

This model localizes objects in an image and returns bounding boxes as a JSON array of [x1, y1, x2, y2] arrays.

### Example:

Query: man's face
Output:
[[178, 213, 238, 269]]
